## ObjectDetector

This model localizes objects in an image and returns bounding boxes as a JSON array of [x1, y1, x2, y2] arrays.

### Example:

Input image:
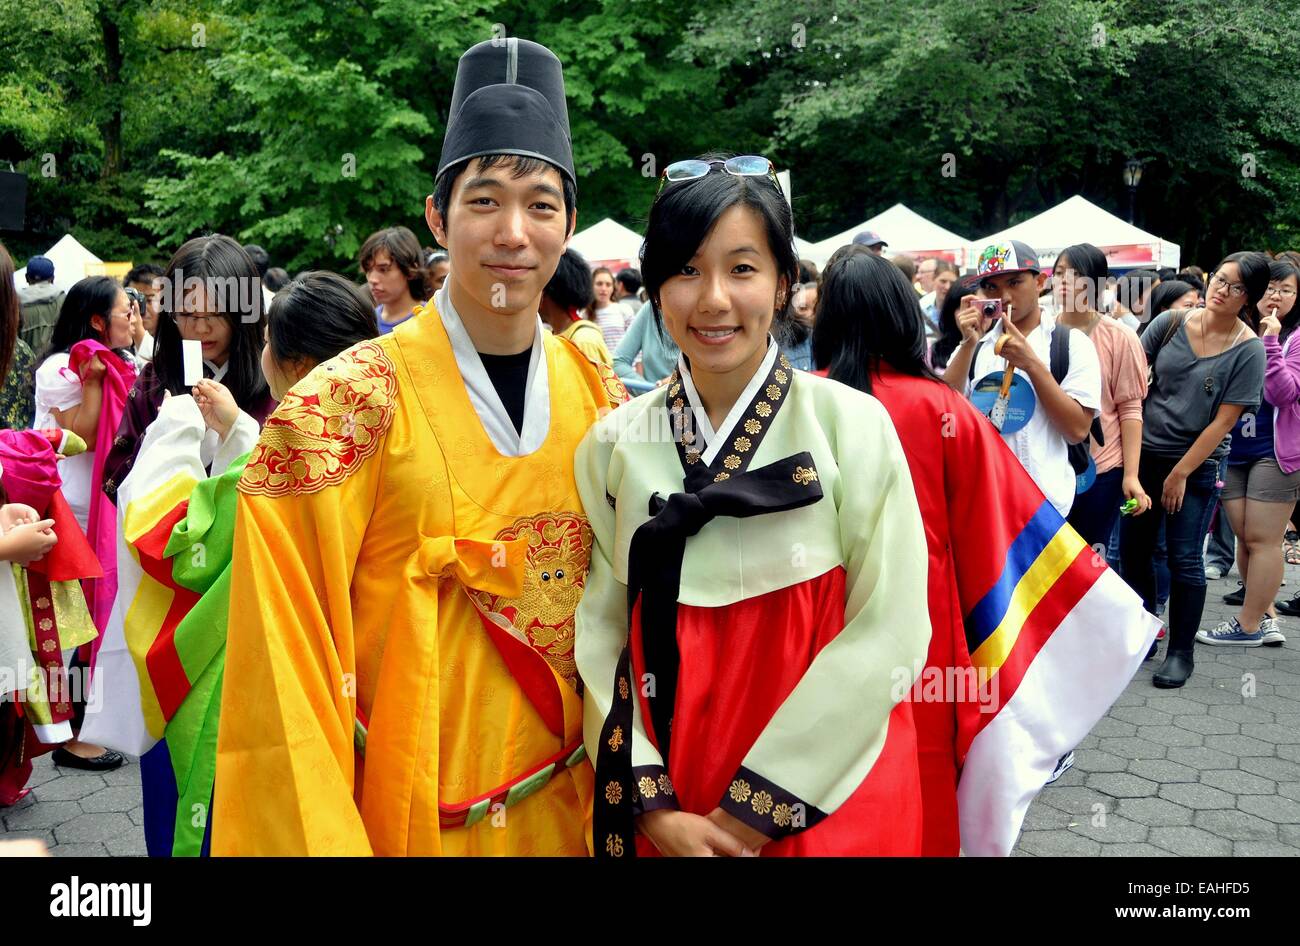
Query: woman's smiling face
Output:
[[657, 203, 783, 379]]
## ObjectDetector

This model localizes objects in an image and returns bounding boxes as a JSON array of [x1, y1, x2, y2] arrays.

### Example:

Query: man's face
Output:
[[869, 243, 884, 256], [916, 260, 937, 292], [979, 270, 1046, 322], [364, 249, 411, 308], [934, 271, 957, 306], [130, 278, 161, 333], [426, 157, 572, 319]]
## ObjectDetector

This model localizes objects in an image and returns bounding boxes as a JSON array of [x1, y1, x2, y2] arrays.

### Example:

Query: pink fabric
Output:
[[1087, 316, 1148, 474], [1263, 333, 1300, 474], [67, 340, 137, 660], [0, 430, 61, 510]]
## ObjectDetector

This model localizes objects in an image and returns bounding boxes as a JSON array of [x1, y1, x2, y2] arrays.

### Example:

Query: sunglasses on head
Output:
[[656, 155, 783, 197]]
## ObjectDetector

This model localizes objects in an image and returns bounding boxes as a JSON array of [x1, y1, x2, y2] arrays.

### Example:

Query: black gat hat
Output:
[[436, 37, 575, 186]]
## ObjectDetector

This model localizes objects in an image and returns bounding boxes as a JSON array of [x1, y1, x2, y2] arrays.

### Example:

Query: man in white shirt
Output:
[[943, 241, 1102, 516]]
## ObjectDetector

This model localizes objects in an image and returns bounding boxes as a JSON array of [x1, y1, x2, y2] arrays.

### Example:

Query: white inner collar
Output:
[[205, 359, 229, 383], [434, 285, 551, 457], [678, 336, 778, 467]]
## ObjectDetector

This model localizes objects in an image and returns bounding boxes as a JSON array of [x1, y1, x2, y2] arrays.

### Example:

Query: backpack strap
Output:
[[1052, 321, 1106, 447]]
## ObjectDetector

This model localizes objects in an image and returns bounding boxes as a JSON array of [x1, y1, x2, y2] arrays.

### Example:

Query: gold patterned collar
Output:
[[665, 345, 795, 487]]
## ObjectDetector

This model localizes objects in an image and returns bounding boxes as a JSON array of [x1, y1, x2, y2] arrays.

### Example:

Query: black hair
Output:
[[242, 244, 270, 277], [0, 241, 19, 380], [798, 259, 819, 285], [640, 151, 798, 335], [930, 277, 969, 370], [153, 234, 270, 411], [1175, 270, 1206, 294], [1215, 250, 1272, 330], [263, 267, 291, 293], [544, 248, 596, 312], [268, 272, 379, 366], [1157, 267, 1177, 282], [358, 226, 427, 302], [43, 276, 126, 361], [1265, 260, 1300, 344], [1056, 243, 1110, 312], [1115, 268, 1159, 315], [123, 263, 164, 286], [615, 267, 642, 294], [812, 243, 941, 395], [432, 154, 576, 235], [1144, 280, 1197, 330]]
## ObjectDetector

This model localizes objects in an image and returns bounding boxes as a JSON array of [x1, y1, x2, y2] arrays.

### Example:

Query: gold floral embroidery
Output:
[[733, 436, 751, 452], [35, 597, 50, 611], [658, 773, 675, 796], [714, 472, 730, 482], [41, 640, 56, 653], [608, 726, 624, 751], [618, 676, 629, 700], [723, 455, 741, 470], [793, 466, 819, 486], [766, 384, 782, 401], [638, 776, 658, 799], [38, 618, 52, 632], [729, 779, 752, 803], [467, 513, 593, 686], [682, 429, 695, 444], [240, 340, 397, 497], [780, 354, 792, 371], [605, 834, 625, 857], [772, 803, 793, 827], [685, 449, 701, 465], [669, 383, 681, 398], [744, 418, 761, 435], [774, 369, 789, 384], [752, 790, 774, 816], [672, 397, 685, 412], [755, 402, 772, 417], [605, 781, 623, 805]]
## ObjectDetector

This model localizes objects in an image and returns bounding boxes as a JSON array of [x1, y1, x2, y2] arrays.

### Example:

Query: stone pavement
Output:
[[1, 574, 1296, 857], [1015, 570, 1300, 856]]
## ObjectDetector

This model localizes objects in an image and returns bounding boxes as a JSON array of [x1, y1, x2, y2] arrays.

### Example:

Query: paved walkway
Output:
[[2, 575, 1297, 857]]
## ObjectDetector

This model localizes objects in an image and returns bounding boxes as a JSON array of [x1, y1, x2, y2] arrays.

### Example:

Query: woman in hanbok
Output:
[[574, 154, 932, 857]]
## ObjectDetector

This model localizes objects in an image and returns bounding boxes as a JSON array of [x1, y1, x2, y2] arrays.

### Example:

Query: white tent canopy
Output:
[[12, 233, 102, 293], [969, 195, 1180, 272], [568, 218, 643, 268], [807, 203, 971, 268]]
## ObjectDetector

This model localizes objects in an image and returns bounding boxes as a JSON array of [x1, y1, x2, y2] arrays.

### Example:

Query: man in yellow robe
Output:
[[213, 38, 626, 855]]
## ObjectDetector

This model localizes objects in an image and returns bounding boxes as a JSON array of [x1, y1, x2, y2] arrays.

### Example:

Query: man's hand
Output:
[[638, 809, 754, 857], [956, 295, 985, 345], [993, 317, 1040, 373]]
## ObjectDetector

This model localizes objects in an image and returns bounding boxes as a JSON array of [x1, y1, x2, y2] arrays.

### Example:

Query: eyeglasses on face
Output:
[[1265, 284, 1297, 298], [1209, 273, 1247, 297]]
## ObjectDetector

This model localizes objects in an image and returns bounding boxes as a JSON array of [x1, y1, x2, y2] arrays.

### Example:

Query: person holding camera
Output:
[[943, 242, 1101, 518]]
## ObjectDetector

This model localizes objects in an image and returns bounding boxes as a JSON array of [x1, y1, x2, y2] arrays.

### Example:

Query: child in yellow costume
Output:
[[214, 38, 627, 855]]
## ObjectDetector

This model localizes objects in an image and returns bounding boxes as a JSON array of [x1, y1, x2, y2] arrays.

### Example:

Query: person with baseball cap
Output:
[[942, 241, 1102, 518], [18, 256, 64, 356], [851, 231, 888, 255]]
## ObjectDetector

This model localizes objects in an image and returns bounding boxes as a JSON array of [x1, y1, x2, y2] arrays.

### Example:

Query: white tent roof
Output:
[[808, 203, 971, 267], [12, 234, 102, 294], [970, 195, 1180, 270], [568, 218, 643, 266]]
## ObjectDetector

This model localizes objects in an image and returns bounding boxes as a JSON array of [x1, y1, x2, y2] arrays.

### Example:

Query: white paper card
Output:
[[182, 339, 203, 387]]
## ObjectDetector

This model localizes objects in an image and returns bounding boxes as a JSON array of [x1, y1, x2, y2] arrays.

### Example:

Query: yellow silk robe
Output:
[[213, 301, 626, 855]]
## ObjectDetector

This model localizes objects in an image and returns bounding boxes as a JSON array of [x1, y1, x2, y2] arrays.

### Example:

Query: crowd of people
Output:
[[0, 36, 1290, 858]]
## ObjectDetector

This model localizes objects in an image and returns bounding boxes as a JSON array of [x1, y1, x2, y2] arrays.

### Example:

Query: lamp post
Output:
[[1123, 158, 1143, 225]]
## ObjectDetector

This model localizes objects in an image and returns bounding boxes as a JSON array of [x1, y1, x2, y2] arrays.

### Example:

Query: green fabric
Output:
[[0, 339, 36, 430], [162, 450, 250, 856]]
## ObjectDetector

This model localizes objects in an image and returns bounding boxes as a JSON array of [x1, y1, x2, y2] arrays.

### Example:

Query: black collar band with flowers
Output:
[[665, 348, 794, 490]]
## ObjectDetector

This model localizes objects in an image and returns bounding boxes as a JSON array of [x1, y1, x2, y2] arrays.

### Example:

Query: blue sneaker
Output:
[[1196, 618, 1264, 647]]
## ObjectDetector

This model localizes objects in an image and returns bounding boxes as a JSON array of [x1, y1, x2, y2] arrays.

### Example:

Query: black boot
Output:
[[1154, 581, 1204, 689]]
